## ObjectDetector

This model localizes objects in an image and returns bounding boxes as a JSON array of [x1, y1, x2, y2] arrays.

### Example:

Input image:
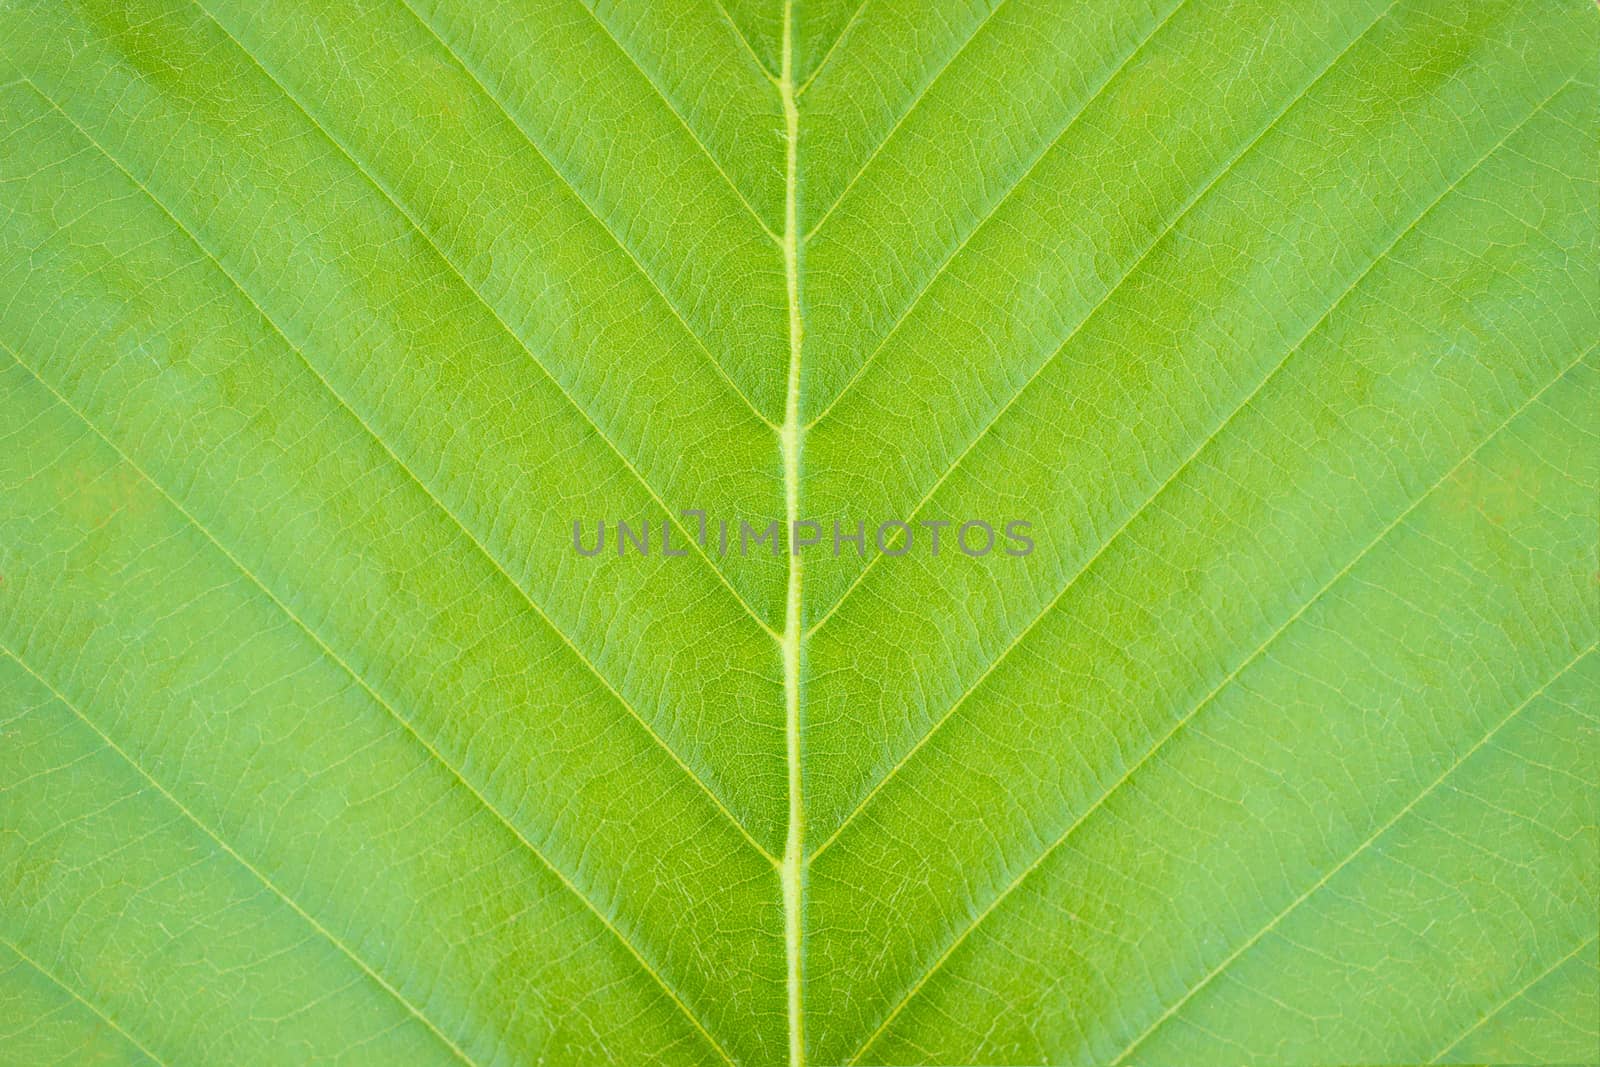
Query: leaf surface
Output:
[[0, 1, 1596, 1065]]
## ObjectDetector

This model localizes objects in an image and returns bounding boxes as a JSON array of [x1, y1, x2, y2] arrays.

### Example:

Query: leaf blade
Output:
[[1, 1, 1595, 1064]]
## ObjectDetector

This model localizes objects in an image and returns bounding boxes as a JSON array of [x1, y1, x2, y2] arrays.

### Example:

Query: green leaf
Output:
[[1, 0, 1595, 1064]]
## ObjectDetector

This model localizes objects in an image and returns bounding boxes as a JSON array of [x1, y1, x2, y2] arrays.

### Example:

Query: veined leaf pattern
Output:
[[1, 1, 1595, 1064]]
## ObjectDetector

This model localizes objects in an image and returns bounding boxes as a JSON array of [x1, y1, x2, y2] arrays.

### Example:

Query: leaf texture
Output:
[[0, 1, 1596, 1065]]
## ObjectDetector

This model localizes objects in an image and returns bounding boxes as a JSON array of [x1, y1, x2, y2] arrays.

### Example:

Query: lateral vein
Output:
[[396, 0, 784, 408], [16, 85, 777, 864], [1108, 644, 1600, 1065], [803, 0, 1193, 425], [1, 347, 736, 1064], [0, 935, 170, 1067], [805, 0, 1398, 636], [190, 2, 784, 634], [842, 346, 1594, 1062], [0, 650, 480, 1067], [572, 0, 782, 235]]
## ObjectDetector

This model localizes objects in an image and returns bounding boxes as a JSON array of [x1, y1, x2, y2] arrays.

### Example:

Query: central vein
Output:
[[778, 2, 806, 1064]]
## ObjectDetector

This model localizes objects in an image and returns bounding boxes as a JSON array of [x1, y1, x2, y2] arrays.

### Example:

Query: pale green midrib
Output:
[[0, 934, 164, 1066], [779, 3, 806, 1065], [194, 0, 782, 636], [843, 344, 1595, 1062], [7, 10, 1587, 1067], [807, 71, 1575, 858], [1, 342, 738, 1066], [0, 648, 476, 1067]]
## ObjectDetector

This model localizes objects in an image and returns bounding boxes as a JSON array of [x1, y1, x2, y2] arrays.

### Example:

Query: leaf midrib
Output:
[[779, 5, 807, 1066], [3, 5, 1592, 1065]]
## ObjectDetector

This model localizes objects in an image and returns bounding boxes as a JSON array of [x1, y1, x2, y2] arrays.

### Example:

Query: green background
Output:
[[1, 1, 1596, 1064]]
